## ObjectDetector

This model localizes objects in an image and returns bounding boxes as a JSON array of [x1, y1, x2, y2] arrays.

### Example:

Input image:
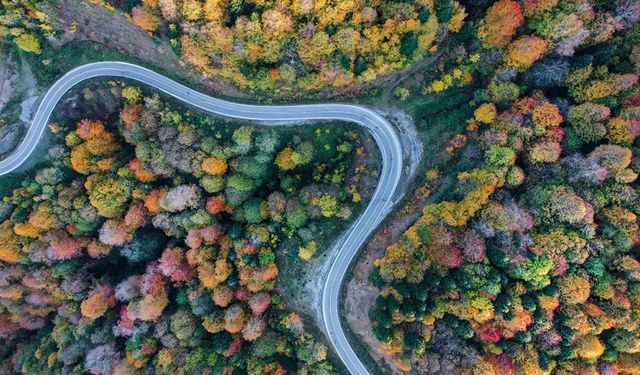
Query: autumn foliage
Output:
[[504, 36, 548, 70], [119, 0, 464, 92], [370, 6, 640, 369], [478, 0, 524, 48], [0, 87, 361, 374]]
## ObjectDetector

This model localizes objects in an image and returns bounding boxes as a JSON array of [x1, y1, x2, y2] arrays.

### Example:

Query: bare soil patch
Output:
[[0, 48, 19, 112], [344, 180, 433, 374], [55, 0, 248, 99], [0, 46, 41, 159]]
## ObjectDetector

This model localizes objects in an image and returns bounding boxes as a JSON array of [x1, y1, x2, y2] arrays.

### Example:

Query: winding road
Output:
[[0, 62, 403, 375]]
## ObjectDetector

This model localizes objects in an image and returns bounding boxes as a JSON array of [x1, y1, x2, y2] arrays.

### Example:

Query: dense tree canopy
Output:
[[370, 0, 640, 373], [118, 0, 467, 92], [0, 0, 52, 54], [0, 85, 373, 374]]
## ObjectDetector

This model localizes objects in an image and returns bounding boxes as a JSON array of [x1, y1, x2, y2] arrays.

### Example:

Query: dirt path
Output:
[[52, 0, 452, 103], [55, 0, 249, 99], [376, 109, 423, 182]]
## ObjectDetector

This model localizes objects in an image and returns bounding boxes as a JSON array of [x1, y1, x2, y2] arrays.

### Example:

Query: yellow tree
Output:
[[81, 285, 116, 320], [85, 174, 132, 219], [203, 0, 224, 21], [574, 335, 605, 360], [181, 36, 212, 71], [181, 0, 203, 21], [14, 33, 41, 54], [262, 8, 294, 39], [297, 32, 335, 68], [132, 6, 160, 32], [0, 221, 23, 263], [202, 157, 228, 175]]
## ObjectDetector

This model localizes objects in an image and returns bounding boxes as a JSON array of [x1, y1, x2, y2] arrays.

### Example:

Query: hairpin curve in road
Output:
[[0, 62, 404, 375]]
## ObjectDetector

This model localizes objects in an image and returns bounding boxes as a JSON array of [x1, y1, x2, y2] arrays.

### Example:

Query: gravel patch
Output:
[[0, 123, 22, 157], [0, 49, 19, 112]]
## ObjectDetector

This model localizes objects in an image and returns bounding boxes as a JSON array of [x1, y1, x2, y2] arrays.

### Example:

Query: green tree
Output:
[[85, 174, 132, 218], [286, 206, 309, 231], [400, 32, 418, 57], [318, 195, 339, 217], [435, 0, 455, 23], [252, 331, 278, 358], [487, 81, 520, 106], [292, 142, 315, 166], [485, 146, 516, 168], [242, 199, 265, 224], [511, 255, 553, 290], [607, 329, 640, 354]]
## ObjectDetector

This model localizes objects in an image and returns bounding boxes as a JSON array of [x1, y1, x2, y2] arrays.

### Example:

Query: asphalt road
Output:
[[0, 62, 403, 375]]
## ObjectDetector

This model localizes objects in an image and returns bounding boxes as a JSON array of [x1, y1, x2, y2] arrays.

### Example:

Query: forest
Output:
[[0, 84, 375, 374], [120, 0, 466, 92], [369, 0, 640, 373], [2, 0, 640, 374], [1, 0, 468, 93]]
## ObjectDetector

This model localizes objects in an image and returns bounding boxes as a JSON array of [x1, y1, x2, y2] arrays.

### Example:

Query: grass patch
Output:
[[18, 41, 130, 87], [16, 40, 187, 91], [400, 87, 476, 198]]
